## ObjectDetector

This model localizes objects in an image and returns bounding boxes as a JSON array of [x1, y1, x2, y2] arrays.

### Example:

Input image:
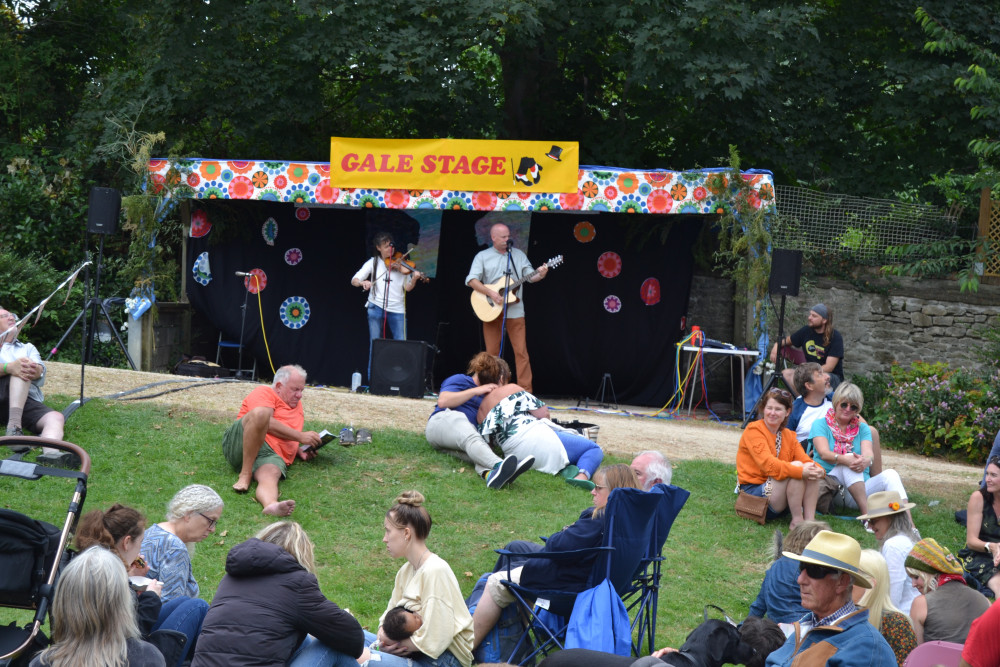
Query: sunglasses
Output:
[[767, 389, 792, 398], [838, 402, 860, 412], [799, 562, 839, 579]]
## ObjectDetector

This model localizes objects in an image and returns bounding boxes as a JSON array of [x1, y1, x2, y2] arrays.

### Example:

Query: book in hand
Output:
[[304, 429, 336, 453]]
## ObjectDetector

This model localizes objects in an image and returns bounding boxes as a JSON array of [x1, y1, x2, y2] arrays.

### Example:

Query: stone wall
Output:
[[683, 274, 740, 405], [687, 274, 1000, 381]]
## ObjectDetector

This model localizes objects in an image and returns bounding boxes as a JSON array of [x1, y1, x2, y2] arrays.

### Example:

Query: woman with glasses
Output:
[[75, 503, 209, 667], [471, 465, 637, 654], [736, 388, 825, 529], [141, 484, 223, 602], [809, 382, 910, 520]]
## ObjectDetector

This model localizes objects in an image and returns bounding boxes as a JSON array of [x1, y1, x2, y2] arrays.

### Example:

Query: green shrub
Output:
[[873, 361, 1000, 463]]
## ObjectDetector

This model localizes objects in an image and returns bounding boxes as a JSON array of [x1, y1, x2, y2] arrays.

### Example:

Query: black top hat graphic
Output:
[[546, 145, 564, 161]]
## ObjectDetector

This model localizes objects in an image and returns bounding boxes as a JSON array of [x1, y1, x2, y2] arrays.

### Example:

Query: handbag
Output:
[[734, 432, 781, 525], [735, 491, 769, 525]]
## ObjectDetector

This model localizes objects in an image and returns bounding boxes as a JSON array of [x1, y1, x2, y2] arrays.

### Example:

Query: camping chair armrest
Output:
[[494, 545, 614, 578]]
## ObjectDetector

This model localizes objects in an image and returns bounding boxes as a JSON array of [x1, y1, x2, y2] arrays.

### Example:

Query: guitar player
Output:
[[465, 223, 548, 393]]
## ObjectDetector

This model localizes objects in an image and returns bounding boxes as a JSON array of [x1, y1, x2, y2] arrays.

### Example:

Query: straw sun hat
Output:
[[784, 530, 873, 588], [855, 491, 916, 521]]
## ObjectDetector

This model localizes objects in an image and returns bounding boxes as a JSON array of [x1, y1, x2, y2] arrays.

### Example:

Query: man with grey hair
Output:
[[630, 451, 672, 491], [767, 530, 894, 666], [222, 364, 321, 516], [0, 306, 70, 465]]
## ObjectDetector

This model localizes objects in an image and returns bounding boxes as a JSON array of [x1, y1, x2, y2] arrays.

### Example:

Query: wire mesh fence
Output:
[[772, 185, 958, 265]]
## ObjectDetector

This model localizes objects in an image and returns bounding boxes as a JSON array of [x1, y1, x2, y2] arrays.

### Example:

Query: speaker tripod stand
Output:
[[49, 234, 137, 418]]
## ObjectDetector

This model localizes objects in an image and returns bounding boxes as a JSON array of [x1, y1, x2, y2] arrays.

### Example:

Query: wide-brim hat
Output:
[[856, 490, 916, 521], [784, 530, 873, 588]]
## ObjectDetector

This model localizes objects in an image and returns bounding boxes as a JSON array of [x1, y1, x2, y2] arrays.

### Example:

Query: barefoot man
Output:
[[222, 364, 321, 516]]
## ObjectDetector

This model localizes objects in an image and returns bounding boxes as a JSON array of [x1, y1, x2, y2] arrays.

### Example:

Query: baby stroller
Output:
[[0, 436, 89, 667]]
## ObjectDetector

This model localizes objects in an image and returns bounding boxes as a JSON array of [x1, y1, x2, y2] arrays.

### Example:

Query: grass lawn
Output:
[[0, 394, 974, 654]]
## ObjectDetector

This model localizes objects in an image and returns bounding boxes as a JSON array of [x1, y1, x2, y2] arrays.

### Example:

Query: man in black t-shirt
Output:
[[769, 303, 844, 395]]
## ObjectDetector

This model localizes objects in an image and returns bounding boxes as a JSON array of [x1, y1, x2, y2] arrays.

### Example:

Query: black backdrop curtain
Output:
[[186, 201, 704, 406]]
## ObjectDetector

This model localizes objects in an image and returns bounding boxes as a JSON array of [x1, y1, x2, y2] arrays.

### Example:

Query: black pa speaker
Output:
[[371, 339, 427, 398], [768, 249, 803, 296], [87, 187, 121, 235]]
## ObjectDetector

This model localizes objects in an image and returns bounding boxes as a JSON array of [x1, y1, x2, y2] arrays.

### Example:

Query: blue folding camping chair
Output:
[[493, 487, 661, 665], [623, 483, 690, 656]]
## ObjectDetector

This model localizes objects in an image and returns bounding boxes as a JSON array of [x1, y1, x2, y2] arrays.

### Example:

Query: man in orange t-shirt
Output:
[[221, 364, 321, 516]]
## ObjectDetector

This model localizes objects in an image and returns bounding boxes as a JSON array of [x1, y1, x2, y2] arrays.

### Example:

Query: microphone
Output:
[[235, 271, 252, 277], [506, 239, 514, 250]]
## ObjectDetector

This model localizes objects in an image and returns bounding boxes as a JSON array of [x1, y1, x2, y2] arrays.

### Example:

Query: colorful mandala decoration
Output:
[[604, 295, 622, 313], [261, 217, 278, 246], [192, 251, 212, 286], [279, 296, 311, 329], [640, 277, 661, 306], [149, 160, 775, 216], [284, 247, 303, 266], [597, 251, 622, 278], [573, 221, 596, 243], [244, 269, 267, 293], [190, 209, 212, 238]]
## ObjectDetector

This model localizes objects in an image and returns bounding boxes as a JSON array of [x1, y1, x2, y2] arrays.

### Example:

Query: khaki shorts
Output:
[[222, 418, 288, 477], [486, 566, 523, 608]]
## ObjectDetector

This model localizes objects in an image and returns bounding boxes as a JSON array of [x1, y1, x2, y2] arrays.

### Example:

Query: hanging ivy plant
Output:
[[713, 145, 795, 340], [97, 114, 193, 313]]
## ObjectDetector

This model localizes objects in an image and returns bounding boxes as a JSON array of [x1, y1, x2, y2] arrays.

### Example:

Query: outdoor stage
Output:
[[148, 159, 774, 407]]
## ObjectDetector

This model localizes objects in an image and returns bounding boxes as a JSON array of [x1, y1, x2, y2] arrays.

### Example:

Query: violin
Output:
[[385, 250, 430, 282]]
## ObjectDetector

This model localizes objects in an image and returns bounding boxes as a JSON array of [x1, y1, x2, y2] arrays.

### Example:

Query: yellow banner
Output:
[[330, 138, 579, 193]]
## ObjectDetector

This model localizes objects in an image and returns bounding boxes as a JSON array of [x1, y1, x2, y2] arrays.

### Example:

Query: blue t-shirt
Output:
[[428, 374, 480, 424], [809, 418, 873, 479]]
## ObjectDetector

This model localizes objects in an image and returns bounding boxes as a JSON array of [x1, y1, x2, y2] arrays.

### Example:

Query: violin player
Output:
[[351, 232, 424, 383]]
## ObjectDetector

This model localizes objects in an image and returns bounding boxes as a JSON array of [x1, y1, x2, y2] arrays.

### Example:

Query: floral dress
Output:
[[880, 610, 917, 666], [478, 391, 568, 473]]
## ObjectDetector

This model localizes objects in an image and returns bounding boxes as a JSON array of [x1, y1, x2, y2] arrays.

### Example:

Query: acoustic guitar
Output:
[[470, 255, 563, 322]]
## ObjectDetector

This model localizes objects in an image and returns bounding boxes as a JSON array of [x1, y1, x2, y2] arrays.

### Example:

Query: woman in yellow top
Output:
[[736, 388, 825, 529], [366, 491, 474, 667]]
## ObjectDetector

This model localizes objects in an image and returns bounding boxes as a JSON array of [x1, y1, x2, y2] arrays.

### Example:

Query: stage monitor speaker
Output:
[[371, 339, 427, 398], [87, 187, 121, 235], [768, 249, 803, 296]]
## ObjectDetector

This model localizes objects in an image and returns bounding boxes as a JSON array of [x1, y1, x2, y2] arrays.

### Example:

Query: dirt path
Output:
[[42, 362, 981, 490]]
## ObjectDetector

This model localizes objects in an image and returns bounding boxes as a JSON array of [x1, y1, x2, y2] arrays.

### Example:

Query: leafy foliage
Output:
[[5, 0, 1000, 307], [0, 249, 89, 356], [882, 237, 994, 293], [863, 361, 1000, 462], [712, 146, 793, 338]]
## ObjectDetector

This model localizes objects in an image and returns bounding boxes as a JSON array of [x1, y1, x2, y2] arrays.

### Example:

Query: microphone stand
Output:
[[498, 240, 514, 358], [237, 275, 250, 379], [380, 256, 391, 338]]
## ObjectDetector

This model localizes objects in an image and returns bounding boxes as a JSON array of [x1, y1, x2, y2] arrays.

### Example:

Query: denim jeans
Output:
[[361, 630, 464, 667], [555, 431, 604, 478], [366, 305, 406, 381], [151, 596, 209, 667], [289, 634, 361, 667]]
